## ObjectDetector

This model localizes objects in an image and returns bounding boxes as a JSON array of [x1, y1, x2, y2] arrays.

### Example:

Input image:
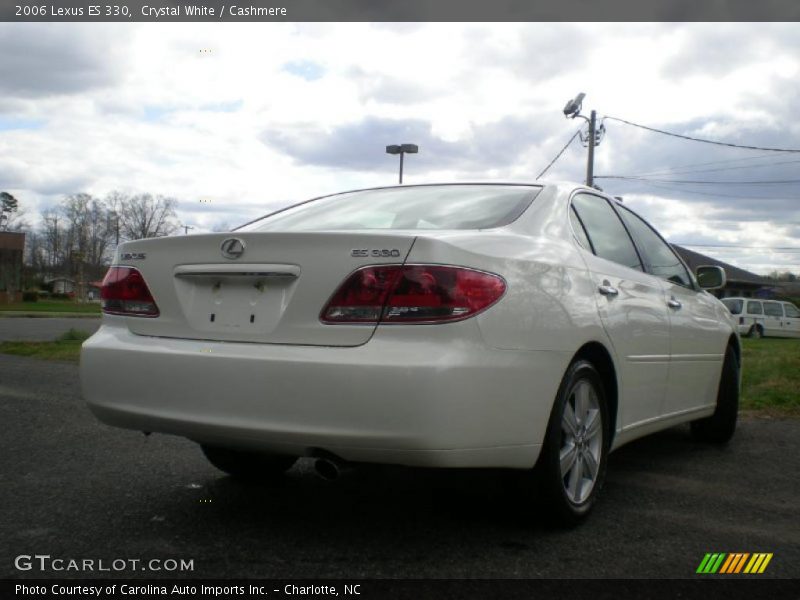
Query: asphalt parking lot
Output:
[[2, 353, 799, 580]]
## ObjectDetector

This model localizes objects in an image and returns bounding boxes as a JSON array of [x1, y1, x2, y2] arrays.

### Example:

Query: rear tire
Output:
[[535, 359, 609, 526], [748, 325, 762, 339], [691, 345, 739, 443], [200, 445, 297, 480]]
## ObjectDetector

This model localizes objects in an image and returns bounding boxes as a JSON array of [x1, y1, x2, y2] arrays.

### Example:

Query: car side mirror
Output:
[[696, 265, 726, 290]]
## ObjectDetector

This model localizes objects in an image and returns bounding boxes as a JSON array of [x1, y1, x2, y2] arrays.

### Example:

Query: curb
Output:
[[0, 312, 101, 319]]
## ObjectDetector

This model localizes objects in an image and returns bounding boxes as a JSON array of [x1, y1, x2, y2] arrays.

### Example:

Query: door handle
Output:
[[598, 283, 619, 296], [667, 297, 682, 309]]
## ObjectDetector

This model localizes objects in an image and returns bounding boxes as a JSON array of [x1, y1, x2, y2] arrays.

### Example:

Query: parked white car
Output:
[[721, 297, 800, 338], [81, 183, 740, 524]]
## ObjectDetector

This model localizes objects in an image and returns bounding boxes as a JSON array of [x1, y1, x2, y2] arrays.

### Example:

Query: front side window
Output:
[[785, 304, 800, 318], [722, 299, 743, 315], [240, 185, 541, 232], [763, 301, 783, 317], [618, 206, 692, 288], [571, 194, 642, 271], [747, 301, 763, 315]]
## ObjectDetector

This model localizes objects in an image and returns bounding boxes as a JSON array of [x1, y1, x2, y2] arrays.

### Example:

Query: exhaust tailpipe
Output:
[[314, 456, 352, 481]]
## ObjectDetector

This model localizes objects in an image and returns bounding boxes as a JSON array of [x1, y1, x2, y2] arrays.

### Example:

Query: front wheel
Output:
[[200, 445, 297, 480], [691, 344, 739, 443], [535, 359, 609, 526]]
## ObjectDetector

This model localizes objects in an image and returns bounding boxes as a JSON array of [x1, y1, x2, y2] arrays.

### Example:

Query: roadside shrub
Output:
[[22, 291, 39, 303], [57, 329, 91, 343], [51, 293, 71, 300]]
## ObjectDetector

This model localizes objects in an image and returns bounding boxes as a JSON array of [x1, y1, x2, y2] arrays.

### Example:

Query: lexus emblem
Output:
[[220, 238, 246, 260]]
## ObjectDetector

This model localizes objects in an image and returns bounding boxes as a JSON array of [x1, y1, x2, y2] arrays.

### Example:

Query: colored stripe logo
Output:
[[697, 553, 773, 574]]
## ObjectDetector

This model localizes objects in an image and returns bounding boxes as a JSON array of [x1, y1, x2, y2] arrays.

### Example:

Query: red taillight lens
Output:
[[320, 266, 404, 323], [101, 267, 160, 317], [321, 265, 505, 324]]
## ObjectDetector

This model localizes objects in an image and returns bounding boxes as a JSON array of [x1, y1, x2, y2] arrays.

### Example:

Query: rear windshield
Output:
[[240, 185, 541, 232], [721, 299, 743, 315]]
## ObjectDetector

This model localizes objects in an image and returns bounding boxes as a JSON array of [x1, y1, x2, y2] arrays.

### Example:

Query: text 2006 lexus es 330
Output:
[[81, 183, 740, 524]]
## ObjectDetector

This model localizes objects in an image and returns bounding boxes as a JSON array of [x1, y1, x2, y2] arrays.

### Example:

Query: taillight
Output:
[[101, 266, 160, 317], [739, 317, 744, 325], [321, 265, 506, 324]]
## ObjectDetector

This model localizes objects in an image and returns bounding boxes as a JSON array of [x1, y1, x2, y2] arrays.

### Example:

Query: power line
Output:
[[620, 180, 795, 200], [595, 175, 800, 185], [608, 158, 800, 179], [628, 153, 781, 177], [678, 243, 800, 252], [604, 115, 800, 153], [536, 128, 582, 180]]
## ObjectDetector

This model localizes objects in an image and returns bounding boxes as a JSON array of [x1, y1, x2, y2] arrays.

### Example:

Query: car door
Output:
[[780, 302, 800, 338], [746, 300, 765, 335], [570, 193, 671, 429], [616, 205, 729, 417], [762, 301, 785, 337]]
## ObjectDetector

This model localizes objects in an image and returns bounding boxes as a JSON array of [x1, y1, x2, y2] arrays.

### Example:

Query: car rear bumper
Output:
[[80, 319, 571, 468]]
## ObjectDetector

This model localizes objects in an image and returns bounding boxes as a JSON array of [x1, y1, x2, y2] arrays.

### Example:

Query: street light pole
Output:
[[399, 151, 405, 184], [386, 144, 419, 184]]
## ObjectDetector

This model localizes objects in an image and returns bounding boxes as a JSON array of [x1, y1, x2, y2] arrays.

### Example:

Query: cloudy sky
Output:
[[1, 22, 799, 273]]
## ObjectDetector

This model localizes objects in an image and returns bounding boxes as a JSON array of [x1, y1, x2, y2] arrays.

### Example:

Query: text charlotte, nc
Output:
[[143, 4, 287, 17]]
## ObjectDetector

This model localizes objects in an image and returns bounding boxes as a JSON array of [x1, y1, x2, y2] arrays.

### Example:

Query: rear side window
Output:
[[571, 194, 642, 271], [241, 185, 541, 232], [569, 206, 593, 251], [722, 299, 743, 315], [785, 304, 800, 318], [763, 302, 783, 317], [747, 301, 763, 315], [618, 206, 692, 287]]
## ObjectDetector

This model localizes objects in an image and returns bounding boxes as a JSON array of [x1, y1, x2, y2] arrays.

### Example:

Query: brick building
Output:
[[0, 231, 25, 303]]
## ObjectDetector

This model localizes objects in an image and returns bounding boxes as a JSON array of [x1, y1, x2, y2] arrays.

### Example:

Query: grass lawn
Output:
[[0, 301, 100, 314], [740, 337, 800, 414], [0, 329, 91, 362]]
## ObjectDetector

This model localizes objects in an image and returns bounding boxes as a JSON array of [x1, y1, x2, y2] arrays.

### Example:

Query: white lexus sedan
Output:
[[81, 182, 740, 524]]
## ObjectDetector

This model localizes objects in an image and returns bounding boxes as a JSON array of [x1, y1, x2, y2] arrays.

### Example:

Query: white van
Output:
[[721, 297, 800, 338]]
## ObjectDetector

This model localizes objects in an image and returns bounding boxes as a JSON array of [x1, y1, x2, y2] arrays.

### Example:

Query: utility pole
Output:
[[181, 224, 194, 235], [586, 110, 596, 188], [563, 93, 604, 188]]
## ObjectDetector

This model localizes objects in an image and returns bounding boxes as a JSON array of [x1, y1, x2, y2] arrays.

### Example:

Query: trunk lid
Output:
[[113, 232, 416, 346]]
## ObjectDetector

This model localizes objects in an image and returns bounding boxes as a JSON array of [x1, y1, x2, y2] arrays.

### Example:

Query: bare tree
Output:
[[104, 190, 126, 247], [40, 209, 65, 273], [59, 193, 114, 281], [118, 193, 179, 240]]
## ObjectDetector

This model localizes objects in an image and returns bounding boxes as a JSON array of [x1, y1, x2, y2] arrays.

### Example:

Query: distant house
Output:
[[86, 280, 104, 301], [0, 231, 25, 303], [672, 245, 771, 299], [46, 277, 76, 295]]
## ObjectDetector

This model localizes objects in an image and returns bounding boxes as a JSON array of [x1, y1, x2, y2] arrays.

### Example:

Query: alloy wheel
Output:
[[559, 379, 603, 505]]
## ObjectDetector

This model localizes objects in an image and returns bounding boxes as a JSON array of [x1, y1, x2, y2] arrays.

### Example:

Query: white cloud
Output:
[[1, 22, 799, 273]]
